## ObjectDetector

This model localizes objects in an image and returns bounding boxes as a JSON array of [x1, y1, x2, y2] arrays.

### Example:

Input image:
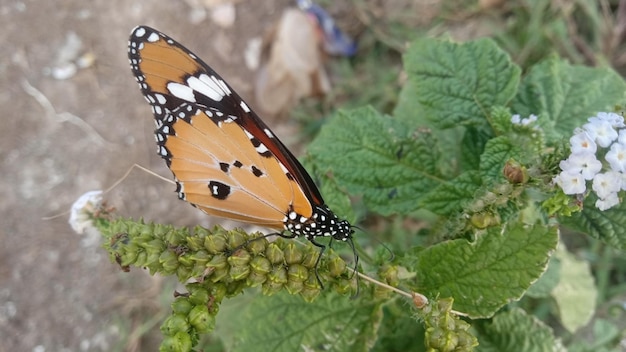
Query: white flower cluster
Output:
[[554, 112, 626, 210], [511, 113, 538, 126]]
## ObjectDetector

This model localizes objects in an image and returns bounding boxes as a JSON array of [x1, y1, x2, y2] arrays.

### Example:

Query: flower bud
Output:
[[160, 313, 189, 335], [227, 230, 247, 249], [204, 234, 227, 254], [265, 243, 284, 264], [171, 298, 193, 315], [246, 271, 268, 287], [160, 331, 192, 351], [227, 249, 251, 267], [287, 264, 309, 282], [188, 305, 214, 333], [246, 236, 268, 255], [206, 254, 228, 270], [229, 264, 250, 281], [284, 243, 303, 264], [250, 256, 271, 275], [285, 279, 304, 295], [328, 254, 347, 278], [503, 160, 529, 184]]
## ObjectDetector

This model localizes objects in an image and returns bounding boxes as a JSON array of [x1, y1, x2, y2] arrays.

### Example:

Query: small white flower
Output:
[[511, 114, 521, 124], [593, 112, 625, 128], [583, 119, 618, 147], [606, 142, 626, 172], [521, 114, 538, 126], [569, 131, 597, 154], [554, 171, 586, 195], [559, 152, 602, 180], [595, 192, 620, 211], [69, 190, 103, 234], [618, 129, 626, 145], [592, 171, 622, 199]]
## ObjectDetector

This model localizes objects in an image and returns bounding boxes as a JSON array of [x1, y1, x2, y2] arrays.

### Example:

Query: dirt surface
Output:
[[0, 1, 297, 350]]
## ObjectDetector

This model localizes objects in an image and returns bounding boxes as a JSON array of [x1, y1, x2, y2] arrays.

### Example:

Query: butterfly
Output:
[[127, 26, 355, 280]]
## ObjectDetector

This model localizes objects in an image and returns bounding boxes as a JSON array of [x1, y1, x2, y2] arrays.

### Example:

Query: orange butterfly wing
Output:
[[128, 26, 352, 243]]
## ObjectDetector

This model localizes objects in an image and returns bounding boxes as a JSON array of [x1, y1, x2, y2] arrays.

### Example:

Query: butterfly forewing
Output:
[[129, 26, 313, 228]]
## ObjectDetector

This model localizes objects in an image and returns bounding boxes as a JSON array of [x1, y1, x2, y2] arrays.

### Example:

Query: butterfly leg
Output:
[[307, 236, 327, 289]]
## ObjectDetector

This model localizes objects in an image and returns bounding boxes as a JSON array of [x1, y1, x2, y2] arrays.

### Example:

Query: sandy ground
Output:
[[0, 0, 295, 350]]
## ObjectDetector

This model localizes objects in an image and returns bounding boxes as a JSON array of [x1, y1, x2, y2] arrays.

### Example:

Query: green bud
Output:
[[204, 234, 227, 254], [210, 267, 229, 283], [268, 267, 288, 284], [285, 279, 304, 295], [246, 271, 268, 287], [265, 243, 284, 264], [246, 235, 268, 255], [188, 286, 209, 306], [250, 256, 271, 275], [160, 252, 180, 274], [189, 250, 210, 265], [160, 331, 192, 352], [300, 285, 322, 303], [160, 313, 189, 335], [287, 264, 309, 282], [227, 230, 247, 249], [379, 265, 399, 287], [301, 249, 319, 269], [171, 298, 193, 315], [143, 238, 165, 252], [262, 279, 284, 296], [189, 305, 214, 333], [177, 254, 193, 267], [334, 278, 354, 296], [206, 254, 228, 270], [229, 264, 250, 281], [185, 235, 204, 251], [328, 254, 346, 278], [227, 249, 251, 267], [284, 242, 303, 264], [134, 251, 147, 267], [176, 265, 192, 282]]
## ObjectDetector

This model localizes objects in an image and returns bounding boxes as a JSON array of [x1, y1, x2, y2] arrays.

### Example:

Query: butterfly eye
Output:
[[128, 25, 355, 285]]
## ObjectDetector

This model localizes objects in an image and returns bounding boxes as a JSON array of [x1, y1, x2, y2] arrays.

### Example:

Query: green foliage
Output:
[[97, 9, 626, 351]]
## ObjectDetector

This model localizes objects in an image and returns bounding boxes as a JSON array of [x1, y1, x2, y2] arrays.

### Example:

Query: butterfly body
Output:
[[127, 26, 353, 248]]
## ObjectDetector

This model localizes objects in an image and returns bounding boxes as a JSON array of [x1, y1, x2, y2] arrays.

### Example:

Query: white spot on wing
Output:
[[240, 101, 250, 112], [187, 74, 224, 101], [147, 32, 159, 43], [264, 128, 274, 138], [167, 82, 196, 102], [135, 27, 146, 37]]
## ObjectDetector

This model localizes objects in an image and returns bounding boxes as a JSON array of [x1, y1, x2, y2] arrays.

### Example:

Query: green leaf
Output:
[[475, 308, 562, 352], [525, 255, 561, 298], [560, 195, 626, 250], [232, 292, 383, 352], [308, 107, 442, 215], [512, 57, 626, 141], [419, 171, 482, 216], [397, 37, 521, 130], [551, 243, 597, 333], [411, 222, 558, 318], [480, 136, 523, 182], [461, 127, 492, 171]]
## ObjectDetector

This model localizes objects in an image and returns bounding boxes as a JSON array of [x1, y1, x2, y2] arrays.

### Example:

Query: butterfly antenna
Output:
[[347, 236, 361, 298]]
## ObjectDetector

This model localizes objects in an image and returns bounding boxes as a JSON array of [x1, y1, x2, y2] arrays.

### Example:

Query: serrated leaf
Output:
[[397, 38, 521, 130], [461, 127, 492, 171], [476, 308, 561, 352], [419, 171, 482, 215], [308, 107, 441, 215], [512, 57, 626, 141], [551, 243, 597, 333], [232, 292, 382, 352], [560, 195, 626, 250], [411, 223, 558, 318], [525, 255, 561, 298], [480, 136, 523, 182]]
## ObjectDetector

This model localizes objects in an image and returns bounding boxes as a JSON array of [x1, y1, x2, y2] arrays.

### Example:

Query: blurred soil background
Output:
[[2, 0, 626, 351]]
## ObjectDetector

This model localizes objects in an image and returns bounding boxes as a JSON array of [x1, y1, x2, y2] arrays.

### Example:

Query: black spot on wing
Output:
[[208, 181, 230, 200]]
